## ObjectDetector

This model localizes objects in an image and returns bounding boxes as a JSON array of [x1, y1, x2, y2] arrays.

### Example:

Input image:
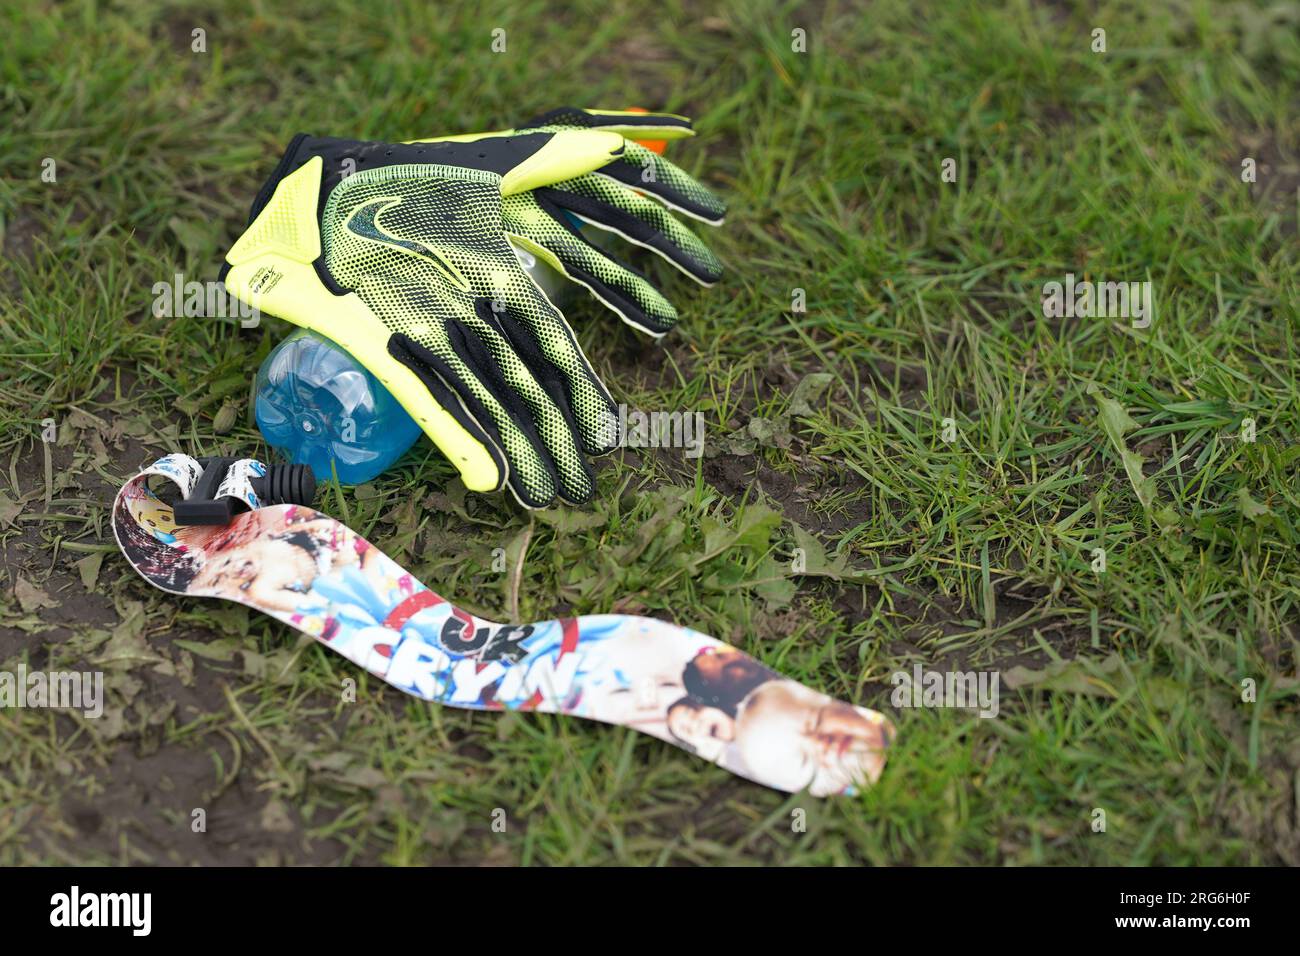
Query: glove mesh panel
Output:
[[321, 164, 611, 505]]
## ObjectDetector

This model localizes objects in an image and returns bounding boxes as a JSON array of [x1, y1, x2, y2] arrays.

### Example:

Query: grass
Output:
[[1, 0, 1298, 865]]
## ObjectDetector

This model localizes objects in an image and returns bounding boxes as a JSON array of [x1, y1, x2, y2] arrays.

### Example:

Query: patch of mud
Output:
[[51, 734, 345, 866], [874, 586, 1093, 674], [700, 454, 873, 537], [1, 209, 42, 263], [1239, 129, 1300, 237]]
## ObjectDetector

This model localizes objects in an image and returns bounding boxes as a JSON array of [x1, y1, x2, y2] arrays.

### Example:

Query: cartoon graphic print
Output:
[[114, 455, 892, 796]]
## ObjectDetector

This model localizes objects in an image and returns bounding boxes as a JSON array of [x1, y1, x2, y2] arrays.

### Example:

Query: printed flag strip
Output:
[[113, 455, 892, 796]]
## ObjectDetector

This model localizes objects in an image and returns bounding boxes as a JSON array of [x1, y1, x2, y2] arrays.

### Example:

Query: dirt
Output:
[[2, 622, 358, 866], [1, 209, 42, 263], [1239, 128, 1300, 237], [56, 735, 343, 866], [894, 587, 1092, 670], [0, 370, 365, 865]]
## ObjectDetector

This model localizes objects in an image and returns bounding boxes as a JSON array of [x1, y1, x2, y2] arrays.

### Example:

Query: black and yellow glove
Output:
[[222, 130, 625, 508]]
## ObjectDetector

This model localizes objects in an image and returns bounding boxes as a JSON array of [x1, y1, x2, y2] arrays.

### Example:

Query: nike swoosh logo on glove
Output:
[[344, 197, 471, 292]]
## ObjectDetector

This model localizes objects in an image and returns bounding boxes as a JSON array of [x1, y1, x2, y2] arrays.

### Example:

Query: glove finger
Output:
[[588, 140, 726, 226], [397, 129, 626, 197], [468, 299, 602, 505], [515, 112, 725, 224], [480, 262, 619, 456], [503, 193, 678, 336], [534, 174, 722, 286], [387, 324, 562, 509], [519, 107, 698, 142], [389, 305, 604, 508]]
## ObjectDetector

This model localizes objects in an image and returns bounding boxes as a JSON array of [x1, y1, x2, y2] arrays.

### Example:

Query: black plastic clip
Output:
[[172, 457, 316, 526]]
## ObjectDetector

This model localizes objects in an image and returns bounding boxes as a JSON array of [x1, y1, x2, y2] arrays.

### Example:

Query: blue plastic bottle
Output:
[[254, 329, 422, 485]]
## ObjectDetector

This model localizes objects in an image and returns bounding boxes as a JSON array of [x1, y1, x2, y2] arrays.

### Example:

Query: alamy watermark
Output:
[[0, 665, 104, 718], [1042, 273, 1153, 328], [603, 405, 705, 459], [890, 664, 1000, 718], [50, 886, 150, 936], [152, 272, 260, 327]]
